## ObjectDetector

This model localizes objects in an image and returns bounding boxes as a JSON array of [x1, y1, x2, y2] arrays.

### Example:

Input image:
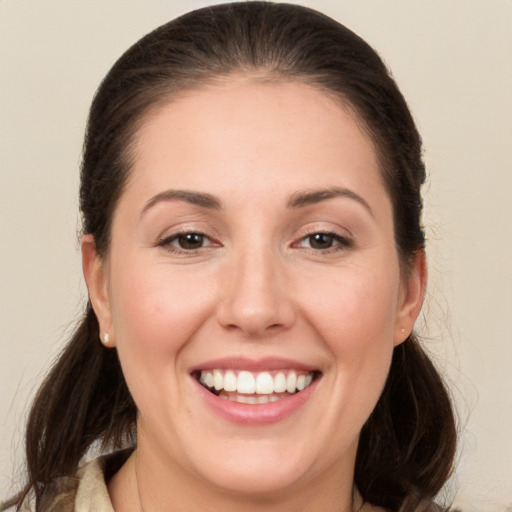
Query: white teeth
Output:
[[286, 372, 297, 394], [255, 372, 274, 394], [220, 393, 288, 404], [237, 371, 256, 394], [224, 370, 237, 392], [274, 372, 287, 393], [198, 369, 316, 396], [236, 394, 259, 404], [213, 370, 223, 391]]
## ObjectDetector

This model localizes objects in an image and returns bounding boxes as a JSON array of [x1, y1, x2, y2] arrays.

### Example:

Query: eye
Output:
[[174, 233, 206, 250], [157, 231, 216, 252], [296, 232, 352, 251]]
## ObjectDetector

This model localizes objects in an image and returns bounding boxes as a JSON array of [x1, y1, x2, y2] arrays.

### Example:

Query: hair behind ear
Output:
[[355, 335, 457, 512], [13, 306, 136, 509]]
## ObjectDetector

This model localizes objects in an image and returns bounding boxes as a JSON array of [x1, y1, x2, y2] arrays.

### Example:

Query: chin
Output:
[[195, 458, 310, 497]]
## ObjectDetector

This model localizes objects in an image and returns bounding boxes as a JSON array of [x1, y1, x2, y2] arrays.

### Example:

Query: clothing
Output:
[[43, 451, 129, 512], [72, 457, 114, 512], [19, 453, 410, 512]]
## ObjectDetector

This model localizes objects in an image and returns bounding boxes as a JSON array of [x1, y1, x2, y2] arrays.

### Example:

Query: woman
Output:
[[3, 2, 456, 511]]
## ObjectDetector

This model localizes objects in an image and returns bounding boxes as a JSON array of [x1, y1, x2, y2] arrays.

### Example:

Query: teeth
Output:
[[224, 370, 237, 392], [213, 370, 223, 391], [274, 372, 287, 393], [286, 372, 297, 394], [198, 369, 315, 396], [237, 371, 255, 394], [217, 393, 294, 404], [255, 372, 274, 394]]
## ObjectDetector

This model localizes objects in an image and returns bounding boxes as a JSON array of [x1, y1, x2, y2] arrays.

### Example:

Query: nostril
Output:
[[215, 266, 296, 336]]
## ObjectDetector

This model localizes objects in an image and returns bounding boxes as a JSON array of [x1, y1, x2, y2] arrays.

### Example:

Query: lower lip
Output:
[[194, 378, 318, 425]]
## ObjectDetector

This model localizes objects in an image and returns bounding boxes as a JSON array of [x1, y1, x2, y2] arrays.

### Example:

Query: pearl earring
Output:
[[401, 328, 405, 334], [103, 333, 110, 344]]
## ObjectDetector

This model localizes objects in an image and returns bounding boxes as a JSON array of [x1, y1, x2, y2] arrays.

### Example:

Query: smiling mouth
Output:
[[194, 369, 319, 404]]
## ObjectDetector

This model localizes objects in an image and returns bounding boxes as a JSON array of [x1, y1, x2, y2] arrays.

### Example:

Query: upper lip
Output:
[[189, 357, 319, 373]]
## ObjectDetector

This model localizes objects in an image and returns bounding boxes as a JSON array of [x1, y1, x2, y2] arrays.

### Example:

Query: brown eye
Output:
[[176, 233, 205, 250], [296, 232, 352, 252], [307, 233, 335, 249], [157, 232, 213, 253]]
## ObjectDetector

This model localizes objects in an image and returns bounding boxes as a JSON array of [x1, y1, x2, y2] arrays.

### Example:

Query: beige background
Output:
[[1, 1, 511, 510]]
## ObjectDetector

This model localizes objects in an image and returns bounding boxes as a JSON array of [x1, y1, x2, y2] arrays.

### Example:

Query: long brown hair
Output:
[[5, 3, 456, 511]]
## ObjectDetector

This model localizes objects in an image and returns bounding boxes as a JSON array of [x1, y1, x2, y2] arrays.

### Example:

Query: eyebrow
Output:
[[140, 186, 373, 218], [141, 189, 222, 217], [287, 186, 374, 217]]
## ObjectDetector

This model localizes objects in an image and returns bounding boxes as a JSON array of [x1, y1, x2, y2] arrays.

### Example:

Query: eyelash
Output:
[[156, 230, 218, 254], [156, 229, 352, 255], [293, 230, 353, 253]]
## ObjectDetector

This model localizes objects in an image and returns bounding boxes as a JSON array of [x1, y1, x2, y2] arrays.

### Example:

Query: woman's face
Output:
[[85, 79, 424, 499]]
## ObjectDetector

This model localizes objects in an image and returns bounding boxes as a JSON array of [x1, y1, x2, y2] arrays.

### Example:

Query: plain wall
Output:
[[1, 1, 511, 510]]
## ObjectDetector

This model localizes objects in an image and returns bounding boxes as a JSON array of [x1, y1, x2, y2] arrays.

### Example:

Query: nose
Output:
[[216, 248, 296, 338]]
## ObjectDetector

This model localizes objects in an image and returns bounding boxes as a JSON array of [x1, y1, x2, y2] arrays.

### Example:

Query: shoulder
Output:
[[73, 457, 113, 512], [44, 450, 130, 512]]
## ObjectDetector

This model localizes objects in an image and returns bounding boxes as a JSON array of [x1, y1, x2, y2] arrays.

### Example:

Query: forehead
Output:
[[124, 78, 387, 212]]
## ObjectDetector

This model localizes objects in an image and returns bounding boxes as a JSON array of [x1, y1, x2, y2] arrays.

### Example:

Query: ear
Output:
[[394, 249, 427, 346], [81, 234, 116, 347]]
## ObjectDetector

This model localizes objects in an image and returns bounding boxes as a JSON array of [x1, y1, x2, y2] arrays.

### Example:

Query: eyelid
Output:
[[156, 228, 221, 254], [291, 226, 354, 252]]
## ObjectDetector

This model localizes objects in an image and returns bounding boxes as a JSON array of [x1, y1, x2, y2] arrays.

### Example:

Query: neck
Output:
[[124, 455, 356, 512]]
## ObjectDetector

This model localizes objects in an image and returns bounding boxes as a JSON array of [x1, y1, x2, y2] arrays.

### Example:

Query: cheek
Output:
[[108, 254, 215, 363], [303, 264, 400, 349], [300, 262, 400, 399], [302, 266, 399, 433], [106, 257, 219, 429]]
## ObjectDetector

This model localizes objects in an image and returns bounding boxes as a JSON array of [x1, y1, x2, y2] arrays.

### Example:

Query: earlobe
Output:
[[81, 234, 116, 347], [394, 249, 427, 346]]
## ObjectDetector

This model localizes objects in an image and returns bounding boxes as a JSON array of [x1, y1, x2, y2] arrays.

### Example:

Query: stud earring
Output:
[[103, 333, 110, 344], [401, 328, 406, 334]]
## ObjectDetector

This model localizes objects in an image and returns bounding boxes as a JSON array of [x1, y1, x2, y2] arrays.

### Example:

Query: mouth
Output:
[[193, 369, 320, 404]]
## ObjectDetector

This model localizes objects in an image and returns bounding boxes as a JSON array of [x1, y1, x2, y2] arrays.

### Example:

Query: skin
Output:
[[83, 78, 426, 512]]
